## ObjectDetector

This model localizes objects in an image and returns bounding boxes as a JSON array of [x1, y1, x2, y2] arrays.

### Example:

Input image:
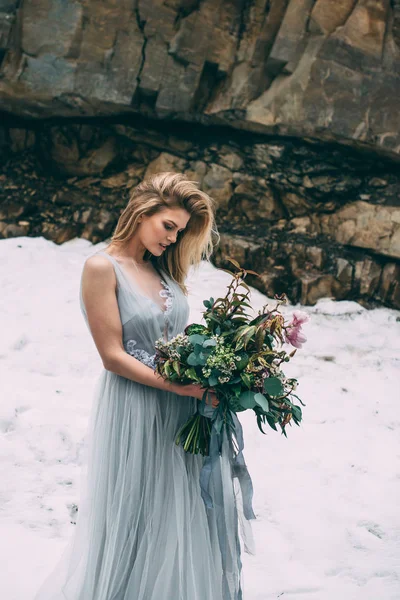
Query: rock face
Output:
[[1, 120, 399, 309], [0, 0, 400, 159], [0, 1, 399, 309]]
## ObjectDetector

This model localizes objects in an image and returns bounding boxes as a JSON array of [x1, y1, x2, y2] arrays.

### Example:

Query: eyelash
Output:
[[164, 224, 183, 233]]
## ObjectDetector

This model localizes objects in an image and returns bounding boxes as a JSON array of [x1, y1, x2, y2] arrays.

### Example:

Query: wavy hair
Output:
[[108, 171, 220, 294]]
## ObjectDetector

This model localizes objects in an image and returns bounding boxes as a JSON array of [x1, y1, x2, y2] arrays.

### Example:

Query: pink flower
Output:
[[284, 310, 310, 348]]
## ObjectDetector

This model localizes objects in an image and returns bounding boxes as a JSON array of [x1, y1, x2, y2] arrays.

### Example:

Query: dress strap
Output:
[[95, 251, 174, 317], [96, 250, 119, 268]]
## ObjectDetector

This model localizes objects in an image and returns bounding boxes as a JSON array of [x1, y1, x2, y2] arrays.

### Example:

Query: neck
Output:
[[107, 242, 149, 265]]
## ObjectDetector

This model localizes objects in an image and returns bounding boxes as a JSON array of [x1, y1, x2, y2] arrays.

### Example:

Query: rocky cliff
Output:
[[0, 1, 399, 308]]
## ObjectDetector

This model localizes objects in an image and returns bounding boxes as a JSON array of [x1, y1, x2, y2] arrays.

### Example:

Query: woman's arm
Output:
[[81, 255, 206, 399]]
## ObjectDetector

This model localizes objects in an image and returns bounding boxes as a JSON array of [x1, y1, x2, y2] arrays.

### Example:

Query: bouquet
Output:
[[154, 258, 310, 457]]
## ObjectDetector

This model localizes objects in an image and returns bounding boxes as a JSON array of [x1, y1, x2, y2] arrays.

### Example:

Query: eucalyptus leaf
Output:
[[189, 334, 206, 346], [198, 352, 207, 365], [264, 377, 284, 397], [238, 391, 256, 409], [208, 374, 219, 387], [203, 338, 217, 348], [187, 352, 200, 366], [254, 393, 269, 412]]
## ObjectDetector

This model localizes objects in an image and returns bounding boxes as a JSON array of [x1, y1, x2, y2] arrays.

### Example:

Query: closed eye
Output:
[[164, 223, 185, 233]]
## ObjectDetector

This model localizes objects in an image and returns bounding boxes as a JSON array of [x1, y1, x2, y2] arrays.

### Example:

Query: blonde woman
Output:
[[34, 172, 254, 600]]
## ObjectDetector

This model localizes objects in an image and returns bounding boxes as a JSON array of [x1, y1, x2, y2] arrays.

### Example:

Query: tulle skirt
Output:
[[34, 369, 252, 600]]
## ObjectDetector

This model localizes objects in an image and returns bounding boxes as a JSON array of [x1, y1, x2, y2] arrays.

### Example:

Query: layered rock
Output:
[[0, 1, 399, 308], [0, 119, 399, 309], [0, 0, 400, 160]]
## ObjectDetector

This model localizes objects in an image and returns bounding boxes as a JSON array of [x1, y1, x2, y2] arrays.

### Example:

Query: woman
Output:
[[34, 172, 255, 600]]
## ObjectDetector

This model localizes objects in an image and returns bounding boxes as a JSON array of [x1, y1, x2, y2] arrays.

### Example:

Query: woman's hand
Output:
[[174, 382, 219, 408]]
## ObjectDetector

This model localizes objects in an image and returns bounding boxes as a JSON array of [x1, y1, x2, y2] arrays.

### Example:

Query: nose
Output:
[[167, 232, 177, 244]]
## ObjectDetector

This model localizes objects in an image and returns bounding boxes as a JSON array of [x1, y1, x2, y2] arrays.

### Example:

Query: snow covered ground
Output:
[[0, 235, 399, 600]]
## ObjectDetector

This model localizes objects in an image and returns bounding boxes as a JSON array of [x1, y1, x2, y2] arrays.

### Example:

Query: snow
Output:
[[0, 235, 399, 600]]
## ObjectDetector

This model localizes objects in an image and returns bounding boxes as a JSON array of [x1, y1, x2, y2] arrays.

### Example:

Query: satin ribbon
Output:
[[197, 398, 255, 599], [198, 397, 256, 521]]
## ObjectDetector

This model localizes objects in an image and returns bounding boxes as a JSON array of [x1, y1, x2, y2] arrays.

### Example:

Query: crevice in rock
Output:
[[132, 1, 148, 106], [0, 0, 22, 68], [172, 0, 203, 27], [235, 0, 252, 54], [192, 61, 221, 112], [339, 0, 358, 30], [391, 0, 400, 48]]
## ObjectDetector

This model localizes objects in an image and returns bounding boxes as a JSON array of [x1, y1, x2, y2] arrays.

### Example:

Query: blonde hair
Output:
[[109, 172, 220, 294]]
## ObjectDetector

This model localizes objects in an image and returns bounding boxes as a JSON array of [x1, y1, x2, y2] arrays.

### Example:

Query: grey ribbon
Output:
[[197, 397, 254, 599], [198, 397, 256, 521]]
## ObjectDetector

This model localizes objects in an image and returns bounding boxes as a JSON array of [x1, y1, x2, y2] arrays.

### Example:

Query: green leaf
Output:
[[207, 314, 221, 324], [256, 415, 267, 434], [240, 372, 252, 389], [265, 334, 275, 349], [244, 327, 256, 348], [203, 338, 217, 348], [203, 300, 211, 308], [238, 391, 256, 409], [255, 328, 265, 351], [235, 353, 249, 370], [208, 374, 219, 387], [254, 393, 269, 412], [230, 317, 249, 324], [189, 334, 206, 346], [198, 352, 208, 365], [194, 343, 203, 355], [185, 367, 198, 380], [185, 324, 208, 336], [264, 377, 284, 397], [187, 352, 200, 366], [291, 405, 302, 422], [266, 414, 278, 431], [235, 339, 245, 352]]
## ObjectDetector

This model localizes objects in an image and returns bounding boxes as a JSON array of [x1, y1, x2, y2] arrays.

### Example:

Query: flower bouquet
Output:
[[154, 258, 310, 457]]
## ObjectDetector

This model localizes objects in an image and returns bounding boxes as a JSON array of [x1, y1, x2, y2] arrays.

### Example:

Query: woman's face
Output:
[[138, 206, 191, 256]]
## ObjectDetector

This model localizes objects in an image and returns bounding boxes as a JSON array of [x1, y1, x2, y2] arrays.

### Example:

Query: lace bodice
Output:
[[124, 277, 174, 369]]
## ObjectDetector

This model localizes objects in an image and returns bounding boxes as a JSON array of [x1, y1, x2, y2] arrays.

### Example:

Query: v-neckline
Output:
[[98, 250, 172, 315]]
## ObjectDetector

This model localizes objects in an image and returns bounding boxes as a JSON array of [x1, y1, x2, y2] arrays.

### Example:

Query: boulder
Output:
[[0, 0, 399, 159]]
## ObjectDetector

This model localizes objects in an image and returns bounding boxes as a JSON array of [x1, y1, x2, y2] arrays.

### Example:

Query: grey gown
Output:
[[33, 250, 255, 600]]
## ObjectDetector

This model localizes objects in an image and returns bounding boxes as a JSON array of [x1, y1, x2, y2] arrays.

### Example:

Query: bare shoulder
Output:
[[82, 254, 116, 288]]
